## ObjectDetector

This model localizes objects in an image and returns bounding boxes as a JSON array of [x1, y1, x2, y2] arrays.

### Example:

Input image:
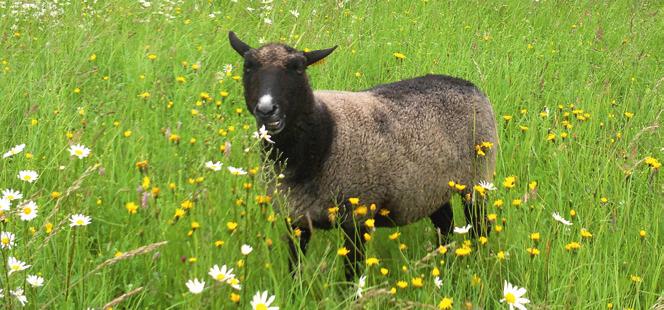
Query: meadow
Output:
[[0, 0, 662, 309]]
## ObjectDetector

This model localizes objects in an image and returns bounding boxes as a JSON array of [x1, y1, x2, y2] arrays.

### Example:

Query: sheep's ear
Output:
[[304, 46, 337, 66], [229, 31, 252, 56]]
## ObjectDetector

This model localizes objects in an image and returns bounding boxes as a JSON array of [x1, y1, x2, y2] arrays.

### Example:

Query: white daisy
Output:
[[356, 275, 367, 298], [227, 277, 242, 291], [185, 278, 205, 294], [208, 264, 235, 283], [18, 201, 38, 221], [10, 287, 27, 306], [552, 212, 572, 226], [0, 231, 15, 249], [7, 257, 30, 275], [0, 198, 10, 211], [68, 144, 91, 159], [17, 170, 39, 183], [2, 189, 22, 201], [26, 275, 44, 287], [453, 224, 472, 234], [224, 64, 233, 74], [205, 161, 223, 171], [228, 166, 247, 176], [3, 144, 25, 158], [478, 180, 497, 191], [241, 244, 253, 255], [253, 125, 274, 143], [251, 291, 279, 310], [434, 276, 443, 288], [69, 214, 92, 227], [500, 281, 530, 310], [289, 10, 300, 18]]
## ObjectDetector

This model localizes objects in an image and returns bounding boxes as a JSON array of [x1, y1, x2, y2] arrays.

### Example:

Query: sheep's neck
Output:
[[268, 93, 334, 184]]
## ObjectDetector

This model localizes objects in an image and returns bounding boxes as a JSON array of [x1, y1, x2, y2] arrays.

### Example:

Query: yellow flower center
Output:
[[505, 293, 516, 304], [23, 207, 32, 215], [256, 304, 268, 310], [76, 219, 84, 225], [6, 195, 14, 200], [216, 274, 225, 281], [75, 149, 83, 156], [1, 237, 9, 245], [23, 175, 32, 181], [11, 265, 20, 271]]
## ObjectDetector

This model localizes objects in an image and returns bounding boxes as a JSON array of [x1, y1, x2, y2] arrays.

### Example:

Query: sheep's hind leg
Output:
[[429, 202, 454, 245], [463, 198, 490, 237], [342, 225, 366, 282], [287, 225, 311, 277]]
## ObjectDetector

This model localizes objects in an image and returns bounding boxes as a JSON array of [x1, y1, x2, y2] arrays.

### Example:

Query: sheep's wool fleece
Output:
[[283, 75, 497, 228]]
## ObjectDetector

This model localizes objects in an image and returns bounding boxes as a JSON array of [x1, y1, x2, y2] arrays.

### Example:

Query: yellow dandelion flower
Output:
[[503, 176, 516, 189], [393, 52, 406, 60], [125, 202, 138, 214], [438, 297, 453, 310], [411, 277, 424, 288], [526, 247, 540, 257], [337, 247, 350, 256], [366, 257, 379, 266]]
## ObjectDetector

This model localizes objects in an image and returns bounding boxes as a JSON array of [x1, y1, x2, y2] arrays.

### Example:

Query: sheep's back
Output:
[[296, 75, 497, 226]]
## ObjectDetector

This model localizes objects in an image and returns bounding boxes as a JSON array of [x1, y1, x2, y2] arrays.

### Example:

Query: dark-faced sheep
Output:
[[229, 32, 498, 280]]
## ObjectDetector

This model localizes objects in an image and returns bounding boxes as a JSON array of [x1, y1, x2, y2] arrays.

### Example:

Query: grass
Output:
[[0, 0, 662, 308]]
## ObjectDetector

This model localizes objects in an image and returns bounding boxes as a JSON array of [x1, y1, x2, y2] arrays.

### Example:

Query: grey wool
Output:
[[228, 31, 497, 280]]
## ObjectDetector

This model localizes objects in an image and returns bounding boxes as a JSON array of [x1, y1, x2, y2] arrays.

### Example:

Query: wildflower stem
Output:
[[1, 247, 13, 309], [64, 228, 77, 301]]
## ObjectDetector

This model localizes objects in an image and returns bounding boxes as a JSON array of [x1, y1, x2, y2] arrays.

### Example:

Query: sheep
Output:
[[228, 32, 498, 280]]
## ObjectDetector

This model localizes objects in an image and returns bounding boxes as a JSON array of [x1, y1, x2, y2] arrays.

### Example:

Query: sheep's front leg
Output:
[[287, 225, 311, 277], [342, 224, 366, 281], [430, 201, 454, 244]]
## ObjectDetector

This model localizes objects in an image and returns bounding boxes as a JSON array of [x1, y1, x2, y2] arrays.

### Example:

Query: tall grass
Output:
[[0, 0, 661, 308]]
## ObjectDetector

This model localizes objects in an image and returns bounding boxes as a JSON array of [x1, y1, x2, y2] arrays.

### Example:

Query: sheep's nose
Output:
[[255, 102, 278, 118], [255, 95, 279, 118]]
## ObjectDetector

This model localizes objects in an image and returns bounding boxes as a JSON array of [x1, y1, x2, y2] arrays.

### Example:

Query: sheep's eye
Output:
[[287, 61, 304, 74], [244, 60, 257, 72]]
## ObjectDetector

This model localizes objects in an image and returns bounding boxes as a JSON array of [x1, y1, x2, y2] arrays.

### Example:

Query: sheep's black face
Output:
[[241, 45, 307, 134], [229, 32, 337, 135]]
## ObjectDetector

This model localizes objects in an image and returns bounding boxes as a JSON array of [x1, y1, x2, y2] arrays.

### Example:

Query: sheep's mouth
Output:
[[262, 118, 285, 134]]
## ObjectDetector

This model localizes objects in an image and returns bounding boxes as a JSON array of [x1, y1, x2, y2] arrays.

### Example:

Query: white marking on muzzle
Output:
[[258, 94, 273, 106]]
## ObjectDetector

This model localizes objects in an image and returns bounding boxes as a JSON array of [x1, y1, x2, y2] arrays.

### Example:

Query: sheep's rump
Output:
[[289, 74, 497, 227]]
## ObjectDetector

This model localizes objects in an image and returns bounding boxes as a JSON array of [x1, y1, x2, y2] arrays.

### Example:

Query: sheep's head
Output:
[[229, 31, 336, 135]]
